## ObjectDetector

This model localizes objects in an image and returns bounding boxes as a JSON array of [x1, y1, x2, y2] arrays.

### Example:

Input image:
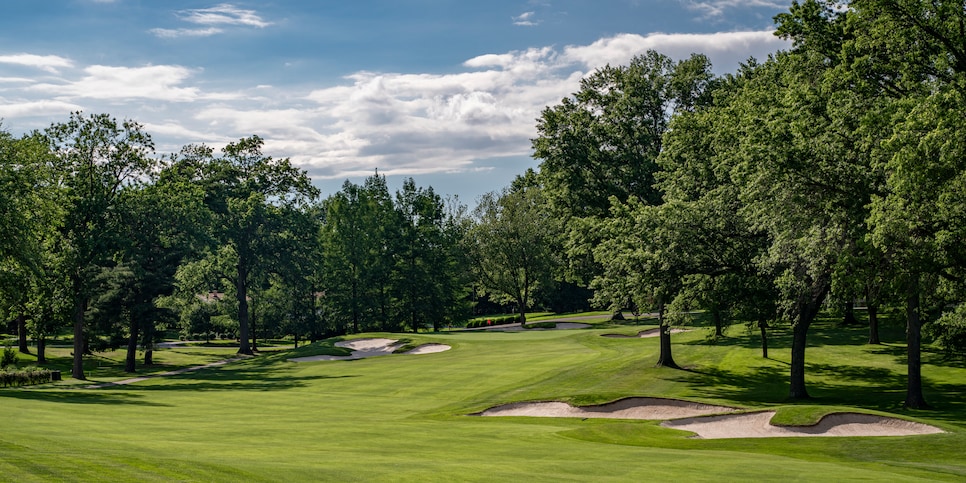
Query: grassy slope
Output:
[[1, 319, 964, 481]]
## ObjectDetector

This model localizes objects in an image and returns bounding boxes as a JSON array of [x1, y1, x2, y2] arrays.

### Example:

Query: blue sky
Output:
[[0, 1, 792, 203]]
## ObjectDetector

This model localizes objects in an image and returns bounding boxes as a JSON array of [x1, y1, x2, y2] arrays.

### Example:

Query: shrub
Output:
[[465, 315, 521, 328], [0, 367, 53, 387], [1, 347, 17, 368]]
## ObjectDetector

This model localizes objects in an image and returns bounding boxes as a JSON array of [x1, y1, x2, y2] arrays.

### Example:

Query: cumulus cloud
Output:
[[563, 31, 788, 69], [29, 65, 202, 101], [0, 54, 73, 73], [1, 30, 789, 183], [0, 99, 85, 118]]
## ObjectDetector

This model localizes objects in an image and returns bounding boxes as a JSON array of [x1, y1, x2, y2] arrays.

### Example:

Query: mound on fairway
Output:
[[479, 397, 736, 420], [485, 322, 592, 331], [660, 411, 945, 439], [289, 338, 451, 362], [601, 328, 690, 338]]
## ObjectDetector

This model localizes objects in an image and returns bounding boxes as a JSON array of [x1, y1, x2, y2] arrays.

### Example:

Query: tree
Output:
[[320, 175, 396, 334], [777, 0, 966, 407], [185, 137, 318, 355], [0, 130, 58, 355], [45, 113, 155, 379], [393, 179, 468, 332], [533, 51, 717, 312], [467, 185, 556, 325], [100, 166, 206, 372]]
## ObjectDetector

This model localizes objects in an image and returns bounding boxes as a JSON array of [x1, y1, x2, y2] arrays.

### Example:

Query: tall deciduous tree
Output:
[[186, 137, 318, 355], [45, 113, 155, 379], [532, 51, 716, 312], [778, 0, 966, 407], [467, 185, 556, 325], [320, 175, 396, 334], [0, 130, 58, 355]]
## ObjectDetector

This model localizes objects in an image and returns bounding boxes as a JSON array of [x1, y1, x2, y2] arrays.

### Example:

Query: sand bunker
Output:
[[601, 328, 690, 338], [479, 397, 736, 420], [289, 338, 450, 362], [660, 411, 944, 439], [404, 343, 451, 355]]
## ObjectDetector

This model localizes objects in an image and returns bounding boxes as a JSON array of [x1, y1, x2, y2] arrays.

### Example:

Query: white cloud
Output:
[[150, 27, 223, 38], [29, 65, 202, 101], [563, 31, 788, 70], [0, 30, 789, 183], [0, 54, 73, 73], [681, 0, 787, 18], [513, 11, 539, 26], [151, 3, 270, 38], [0, 99, 85, 118], [179, 4, 271, 28]]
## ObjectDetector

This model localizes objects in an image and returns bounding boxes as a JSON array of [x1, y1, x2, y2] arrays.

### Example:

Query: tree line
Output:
[[3, 1, 965, 408], [0, 113, 572, 380], [529, 0, 966, 408]]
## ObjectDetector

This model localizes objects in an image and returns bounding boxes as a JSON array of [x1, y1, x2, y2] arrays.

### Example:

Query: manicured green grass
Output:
[[1, 319, 964, 481]]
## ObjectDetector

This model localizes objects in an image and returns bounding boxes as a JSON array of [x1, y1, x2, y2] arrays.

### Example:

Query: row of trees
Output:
[[4, 2, 964, 408], [529, 0, 966, 408], [1, 112, 572, 379]]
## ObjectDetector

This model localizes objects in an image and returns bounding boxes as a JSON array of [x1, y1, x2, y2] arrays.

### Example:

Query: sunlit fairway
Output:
[[2, 318, 964, 482]]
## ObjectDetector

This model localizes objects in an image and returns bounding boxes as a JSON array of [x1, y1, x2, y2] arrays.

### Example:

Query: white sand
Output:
[[405, 343, 452, 355], [660, 411, 945, 439], [601, 328, 690, 338], [289, 338, 451, 362], [480, 397, 736, 420]]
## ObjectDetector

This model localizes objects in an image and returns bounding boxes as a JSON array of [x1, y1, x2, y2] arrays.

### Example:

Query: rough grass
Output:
[[1, 317, 964, 482]]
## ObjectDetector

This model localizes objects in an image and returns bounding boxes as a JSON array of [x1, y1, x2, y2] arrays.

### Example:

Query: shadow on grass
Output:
[[0, 388, 170, 406], [98, 365, 357, 392], [669, 365, 790, 404]]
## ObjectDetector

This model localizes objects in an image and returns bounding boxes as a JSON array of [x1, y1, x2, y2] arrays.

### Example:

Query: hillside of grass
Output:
[[1, 316, 963, 481]]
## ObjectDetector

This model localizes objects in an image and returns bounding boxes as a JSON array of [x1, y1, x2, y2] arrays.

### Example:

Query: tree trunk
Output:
[[611, 309, 625, 321], [124, 314, 139, 373], [250, 301, 258, 352], [789, 320, 811, 399], [904, 281, 929, 409], [37, 336, 46, 364], [236, 264, 253, 355], [759, 318, 769, 359], [711, 307, 723, 338], [788, 277, 829, 400], [867, 303, 881, 345], [843, 301, 858, 326], [71, 288, 87, 380], [518, 302, 527, 327], [143, 322, 154, 366], [17, 314, 29, 354], [655, 303, 679, 369]]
